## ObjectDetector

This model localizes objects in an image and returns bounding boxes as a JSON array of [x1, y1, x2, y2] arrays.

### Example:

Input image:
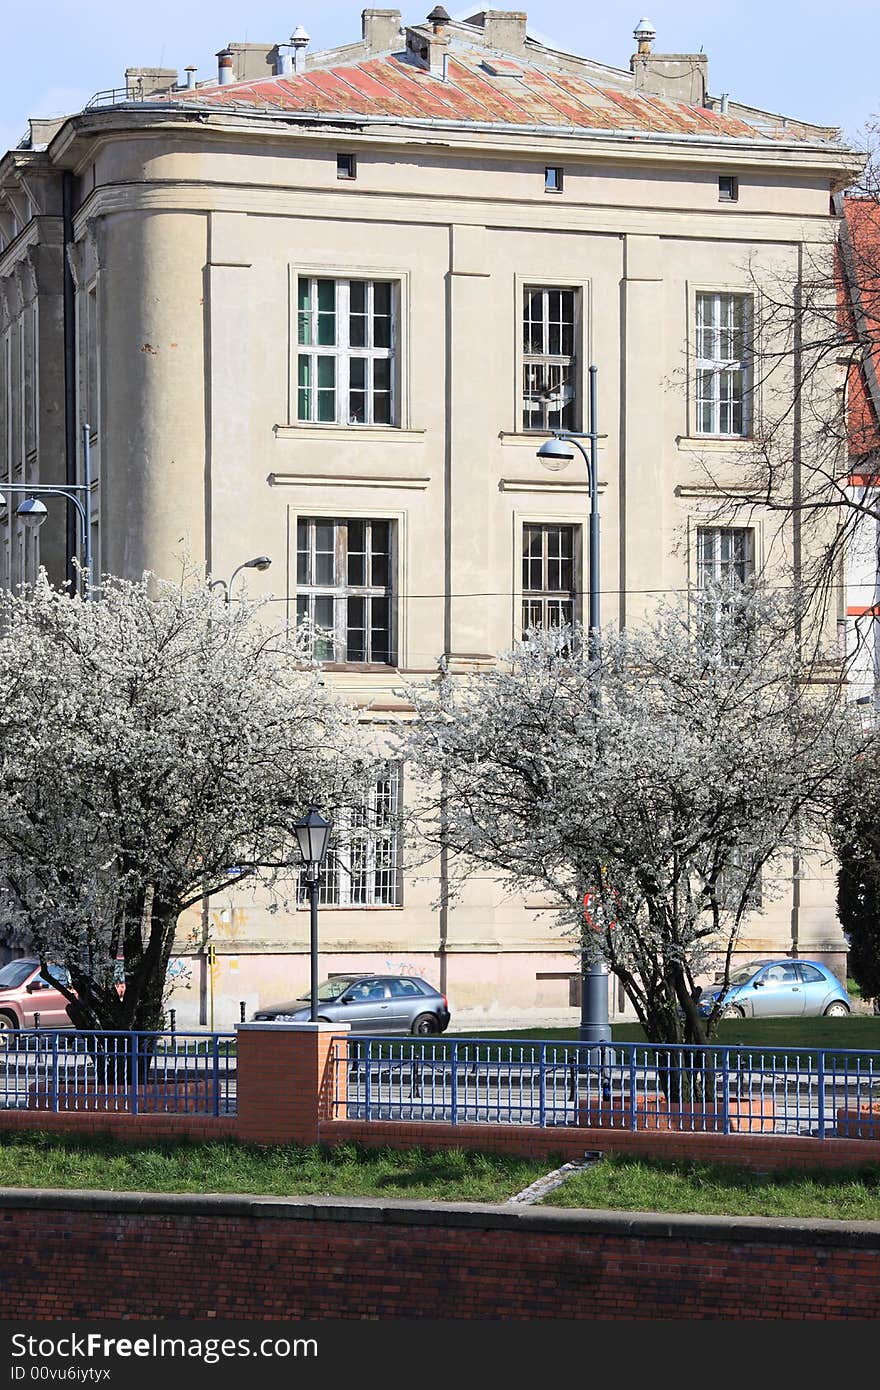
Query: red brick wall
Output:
[[0, 1191, 877, 1320]]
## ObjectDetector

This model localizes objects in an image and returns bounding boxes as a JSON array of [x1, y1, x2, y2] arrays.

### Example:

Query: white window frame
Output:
[[693, 290, 752, 438], [295, 515, 396, 666], [295, 276, 396, 427], [695, 525, 756, 590], [521, 283, 580, 432], [301, 767, 403, 908], [521, 521, 579, 633]]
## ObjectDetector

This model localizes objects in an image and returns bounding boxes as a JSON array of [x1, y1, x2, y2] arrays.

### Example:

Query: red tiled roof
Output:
[[168, 47, 828, 143], [841, 195, 880, 460]]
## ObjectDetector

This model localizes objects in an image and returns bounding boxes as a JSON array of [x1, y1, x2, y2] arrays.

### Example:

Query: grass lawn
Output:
[[541, 1153, 880, 1221], [0, 1132, 878, 1220], [461, 1016, 880, 1055]]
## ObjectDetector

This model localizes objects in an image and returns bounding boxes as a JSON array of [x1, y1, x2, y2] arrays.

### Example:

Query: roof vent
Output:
[[633, 17, 656, 54], [290, 25, 310, 73], [427, 5, 450, 32], [481, 58, 522, 77]]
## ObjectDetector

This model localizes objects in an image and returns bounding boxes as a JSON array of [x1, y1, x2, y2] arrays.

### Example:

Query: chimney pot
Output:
[[633, 17, 656, 54], [427, 5, 450, 32], [217, 48, 234, 84]]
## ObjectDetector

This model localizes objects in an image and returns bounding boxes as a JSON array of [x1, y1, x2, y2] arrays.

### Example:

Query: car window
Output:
[[43, 965, 70, 988], [0, 961, 37, 988], [349, 980, 388, 1002], [797, 964, 825, 983], [762, 963, 799, 985], [389, 979, 422, 998]]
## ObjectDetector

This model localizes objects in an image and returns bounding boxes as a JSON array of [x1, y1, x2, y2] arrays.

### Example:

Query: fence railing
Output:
[[331, 1037, 880, 1139], [0, 1031, 237, 1116]]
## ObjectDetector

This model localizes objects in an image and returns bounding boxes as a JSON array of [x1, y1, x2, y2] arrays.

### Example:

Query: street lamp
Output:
[[293, 806, 332, 1023], [536, 363, 610, 1047], [0, 422, 93, 598], [208, 555, 272, 604]]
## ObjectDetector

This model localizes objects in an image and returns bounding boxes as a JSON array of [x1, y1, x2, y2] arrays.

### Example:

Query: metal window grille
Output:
[[304, 768, 403, 907], [521, 523, 577, 631], [297, 278, 394, 425], [296, 517, 393, 664], [522, 286, 578, 431], [695, 291, 750, 436]]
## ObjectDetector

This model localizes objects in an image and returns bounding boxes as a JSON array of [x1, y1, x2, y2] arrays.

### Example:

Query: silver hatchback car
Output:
[[253, 974, 451, 1035], [699, 959, 851, 1020]]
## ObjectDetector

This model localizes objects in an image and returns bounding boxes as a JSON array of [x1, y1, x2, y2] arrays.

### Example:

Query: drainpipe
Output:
[[61, 171, 78, 592]]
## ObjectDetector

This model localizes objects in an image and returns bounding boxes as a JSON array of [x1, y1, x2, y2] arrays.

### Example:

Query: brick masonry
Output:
[[0, 1189, 877, 1320]]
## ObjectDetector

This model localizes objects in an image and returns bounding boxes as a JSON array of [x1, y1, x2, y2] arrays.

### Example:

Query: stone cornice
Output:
[[72, 176, 836, 247]]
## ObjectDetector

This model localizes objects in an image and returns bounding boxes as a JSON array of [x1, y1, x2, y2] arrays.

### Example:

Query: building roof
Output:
[[161, 34, 837, 146], [840, 194, 880, 465]]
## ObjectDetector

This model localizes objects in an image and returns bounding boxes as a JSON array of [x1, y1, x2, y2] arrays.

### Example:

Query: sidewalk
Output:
[[446, 1008, 584, 1035]]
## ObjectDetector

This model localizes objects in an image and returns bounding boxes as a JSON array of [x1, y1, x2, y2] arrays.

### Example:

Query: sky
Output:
[[1, 1, 877, 157]]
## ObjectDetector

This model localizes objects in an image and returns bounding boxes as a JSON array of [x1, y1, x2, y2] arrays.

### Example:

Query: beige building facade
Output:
[[0, 10, 861, 1025]]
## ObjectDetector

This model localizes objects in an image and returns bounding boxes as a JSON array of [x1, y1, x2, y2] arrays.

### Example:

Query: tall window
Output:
[[296, 278, 394, 425], [696, 526, 755, 590], [694, 292, 750, 436], [304, 769, 402, 907], [296, 517, 393, 664], [522, 524, 577, 631], [522, 287, 578, 431]]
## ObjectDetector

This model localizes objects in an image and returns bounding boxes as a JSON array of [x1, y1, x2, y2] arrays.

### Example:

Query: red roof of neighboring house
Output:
[[167, 47, 833, 143], [841, 195, 880, 463]]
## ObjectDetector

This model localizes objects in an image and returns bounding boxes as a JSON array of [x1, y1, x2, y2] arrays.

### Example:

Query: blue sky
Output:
[[2, 2, 877, 156]]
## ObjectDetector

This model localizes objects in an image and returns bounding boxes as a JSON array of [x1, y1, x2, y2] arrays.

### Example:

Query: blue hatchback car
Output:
[[698, 959, 851, 1020]]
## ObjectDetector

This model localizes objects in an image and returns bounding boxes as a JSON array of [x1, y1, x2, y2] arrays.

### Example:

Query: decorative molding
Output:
[[500, 477, 607, 493], [674, 483, 758, 498], [268, 472, 430, 489]]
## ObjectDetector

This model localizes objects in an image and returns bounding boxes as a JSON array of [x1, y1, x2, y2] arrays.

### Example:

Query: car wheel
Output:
[[723, 1004, 746, 1019], [411, 1013, 440, 1036], [823, 1001, 849, 1017], [0, 1013, 18, 1031]]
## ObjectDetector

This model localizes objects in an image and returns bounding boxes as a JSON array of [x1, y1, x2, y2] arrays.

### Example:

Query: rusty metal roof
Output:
[[165, 46, 835, 145]]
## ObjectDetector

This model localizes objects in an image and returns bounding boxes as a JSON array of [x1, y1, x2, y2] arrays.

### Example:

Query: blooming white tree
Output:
[[402, 587, 857, 1046], [0, 571, 375, 1032]]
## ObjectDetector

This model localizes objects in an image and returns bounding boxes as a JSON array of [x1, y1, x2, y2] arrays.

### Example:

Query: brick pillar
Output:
[[235, 1022, 349, 1145]]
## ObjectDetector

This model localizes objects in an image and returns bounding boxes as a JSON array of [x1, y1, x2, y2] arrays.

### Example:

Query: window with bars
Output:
[[522, 287, 578, 431], [522, 523, 578, 631], [296, 277, 395, 426], [296, 517, 394, 664], [694, 291, 751, 436], [302, 769, 403, 907]]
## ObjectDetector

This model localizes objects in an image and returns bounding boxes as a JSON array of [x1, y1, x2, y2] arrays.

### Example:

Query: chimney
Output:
[[124, 67, 179, 98], [630, 18, 707, 104], [466, 10, 527, 53], [362, 9, 402, 53], [406, 7, 450, 78], [290, 25, 310, 73], [217, 48, 234, 85], [184, 66, 197, 89]]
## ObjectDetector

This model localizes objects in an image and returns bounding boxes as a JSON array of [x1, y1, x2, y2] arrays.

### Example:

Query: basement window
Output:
[[337, 153, 357, 180], [545, 166, 564, 193], [718, 174, 739, 202]]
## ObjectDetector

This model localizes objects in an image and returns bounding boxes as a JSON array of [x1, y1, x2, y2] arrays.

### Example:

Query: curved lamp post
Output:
[[0, 421, 93, 598], [536, 364, 610, 1048], [208, 555, 272, 604], [293, 807, 332, 1022]]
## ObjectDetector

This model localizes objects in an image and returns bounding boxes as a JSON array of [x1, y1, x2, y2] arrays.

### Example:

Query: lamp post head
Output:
[[294, 806, 332, 880], [536, 435, 575, 472], [15, 497, 49, 529], [245, 555, 272, 572]]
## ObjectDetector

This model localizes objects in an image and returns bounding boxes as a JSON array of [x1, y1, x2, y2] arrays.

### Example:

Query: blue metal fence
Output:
[[0, 1031, 237, 1116], [331, 1036, 880, 1139]]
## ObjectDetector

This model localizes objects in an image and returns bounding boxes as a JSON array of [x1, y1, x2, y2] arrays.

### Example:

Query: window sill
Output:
[[274, 424, 426, 443], [499, 431, 608, 447], [677, 435, 753, 451], [319, 663, 400, 674]]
